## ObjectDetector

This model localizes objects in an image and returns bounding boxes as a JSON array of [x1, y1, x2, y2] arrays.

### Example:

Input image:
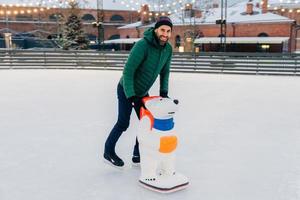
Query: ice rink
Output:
[[0, 70, 299, 200]]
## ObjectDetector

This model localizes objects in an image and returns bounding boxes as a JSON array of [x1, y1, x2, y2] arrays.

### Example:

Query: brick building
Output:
[[0, 2, 141, 43], [116, 0, 299, 52], [0, 0, 299, 52]]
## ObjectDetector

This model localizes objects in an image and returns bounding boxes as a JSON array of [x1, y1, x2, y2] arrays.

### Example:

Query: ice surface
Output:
[[0, 70, 299, 200]]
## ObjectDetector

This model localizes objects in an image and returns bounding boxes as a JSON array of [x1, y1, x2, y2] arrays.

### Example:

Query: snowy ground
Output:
[[0, 70, 300, 200]]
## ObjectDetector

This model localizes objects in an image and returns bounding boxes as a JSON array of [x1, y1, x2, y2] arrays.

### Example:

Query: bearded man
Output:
[[104, 16, 173, 168]]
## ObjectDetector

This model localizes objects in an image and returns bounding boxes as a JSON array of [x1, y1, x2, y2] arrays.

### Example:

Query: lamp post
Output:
[[216, 0, 227, 52], [3, 5, 9, 30], [93, 0, 104, 51]]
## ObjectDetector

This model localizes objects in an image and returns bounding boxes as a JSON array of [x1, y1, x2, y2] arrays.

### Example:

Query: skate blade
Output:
[[131, 162, 140, 168], [139, 180, 189, 194], [103, 158, 125, 170]]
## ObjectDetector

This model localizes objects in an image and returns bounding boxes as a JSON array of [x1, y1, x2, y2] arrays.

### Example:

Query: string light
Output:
[[0, 0, 80, 10], [120, 0, 188, 15], [268, 0, 300, 14], [1, 0, 298, 17]]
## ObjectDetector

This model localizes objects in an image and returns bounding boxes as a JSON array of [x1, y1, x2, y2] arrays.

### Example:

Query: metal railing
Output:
[[0, 49, 299, 76]]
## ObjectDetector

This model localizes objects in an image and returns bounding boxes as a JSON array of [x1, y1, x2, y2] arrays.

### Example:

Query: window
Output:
[[175, 35, 181, 48], [110, 15, 124, 22], [86, 33, 97, 41], [108, 34, 120, 40], [16, 14, 33, 21], [258, 33, 269, 37], [49, 13, 64, 21], [82, 14, 96, 21]]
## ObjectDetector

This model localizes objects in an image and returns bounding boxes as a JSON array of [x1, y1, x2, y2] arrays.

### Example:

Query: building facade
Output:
[[0, 0, 299, 52], [0, 4, 140, 43], [118, 0, 299, 53]]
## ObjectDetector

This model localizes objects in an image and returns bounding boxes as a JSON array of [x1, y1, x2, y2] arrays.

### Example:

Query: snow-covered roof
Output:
[[87, 0, 149, 11], [255, 0, 300, 9], [118, 0, 294, 30], [103, 38, 141, 44], [169, 1, 294, 24], [118, 21, 143, 29], [0, 28, 19, 34], [27, 29, 51, 34], [194, 37, 289, 44]]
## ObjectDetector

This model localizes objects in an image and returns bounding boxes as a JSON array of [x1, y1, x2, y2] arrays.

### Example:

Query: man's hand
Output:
[[128, 96, 145, 117], [160, 91, 169, 98]]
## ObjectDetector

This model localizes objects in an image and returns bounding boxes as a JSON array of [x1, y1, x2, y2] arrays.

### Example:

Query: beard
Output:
[[157, 35, 169, 45]]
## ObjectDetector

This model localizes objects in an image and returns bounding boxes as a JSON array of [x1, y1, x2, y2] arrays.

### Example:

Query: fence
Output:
[[0, 49, 300, 76]]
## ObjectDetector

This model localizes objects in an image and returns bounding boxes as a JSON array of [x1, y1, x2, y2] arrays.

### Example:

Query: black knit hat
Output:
[[154, 16, 173, 30]]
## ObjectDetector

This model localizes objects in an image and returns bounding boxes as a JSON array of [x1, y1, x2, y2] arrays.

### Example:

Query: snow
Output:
[[118, 21, 143, 29], [169, 2, 294, 25], [119, 0, 293, 30], [103, 38, 141, 44], [0, 69, 300, 200], [194, 37, 289, 44], [254, 0, 300, 9]]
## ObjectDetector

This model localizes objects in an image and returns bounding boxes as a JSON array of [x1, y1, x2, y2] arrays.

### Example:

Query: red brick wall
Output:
[[0, 5, 299, 52], [231, 23, 292, 37], [0, 6, 140, 40], [119, 28, 140, 38], [135, 23, 293, 50], [296, 29, 300, 52]]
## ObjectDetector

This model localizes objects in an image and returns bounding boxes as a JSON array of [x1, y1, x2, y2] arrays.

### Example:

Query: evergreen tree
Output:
[[62, 1, 89, 50]]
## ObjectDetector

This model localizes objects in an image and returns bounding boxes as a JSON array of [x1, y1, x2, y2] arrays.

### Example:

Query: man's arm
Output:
[[160, 51, 172, 96], [123, 40, 146, 98]]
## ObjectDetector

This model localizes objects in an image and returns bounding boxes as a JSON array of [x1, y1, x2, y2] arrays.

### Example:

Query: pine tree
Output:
[[62, 1, 89, 50]]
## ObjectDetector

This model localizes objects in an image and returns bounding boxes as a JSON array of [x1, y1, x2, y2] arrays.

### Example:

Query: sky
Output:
[[0, 69, 299, 200]]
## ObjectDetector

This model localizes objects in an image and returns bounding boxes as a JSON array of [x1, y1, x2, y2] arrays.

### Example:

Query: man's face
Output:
[[155, 25, 172, 45]]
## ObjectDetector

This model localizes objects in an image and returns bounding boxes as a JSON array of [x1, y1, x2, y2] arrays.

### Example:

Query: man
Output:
[[104, 16, 173, 168]]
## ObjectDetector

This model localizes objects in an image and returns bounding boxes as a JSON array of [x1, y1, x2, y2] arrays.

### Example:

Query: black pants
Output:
[[104, 83, 142, 157]]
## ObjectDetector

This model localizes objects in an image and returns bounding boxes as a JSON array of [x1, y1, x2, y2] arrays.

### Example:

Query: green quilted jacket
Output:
[[119, 27, 172, 98]]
